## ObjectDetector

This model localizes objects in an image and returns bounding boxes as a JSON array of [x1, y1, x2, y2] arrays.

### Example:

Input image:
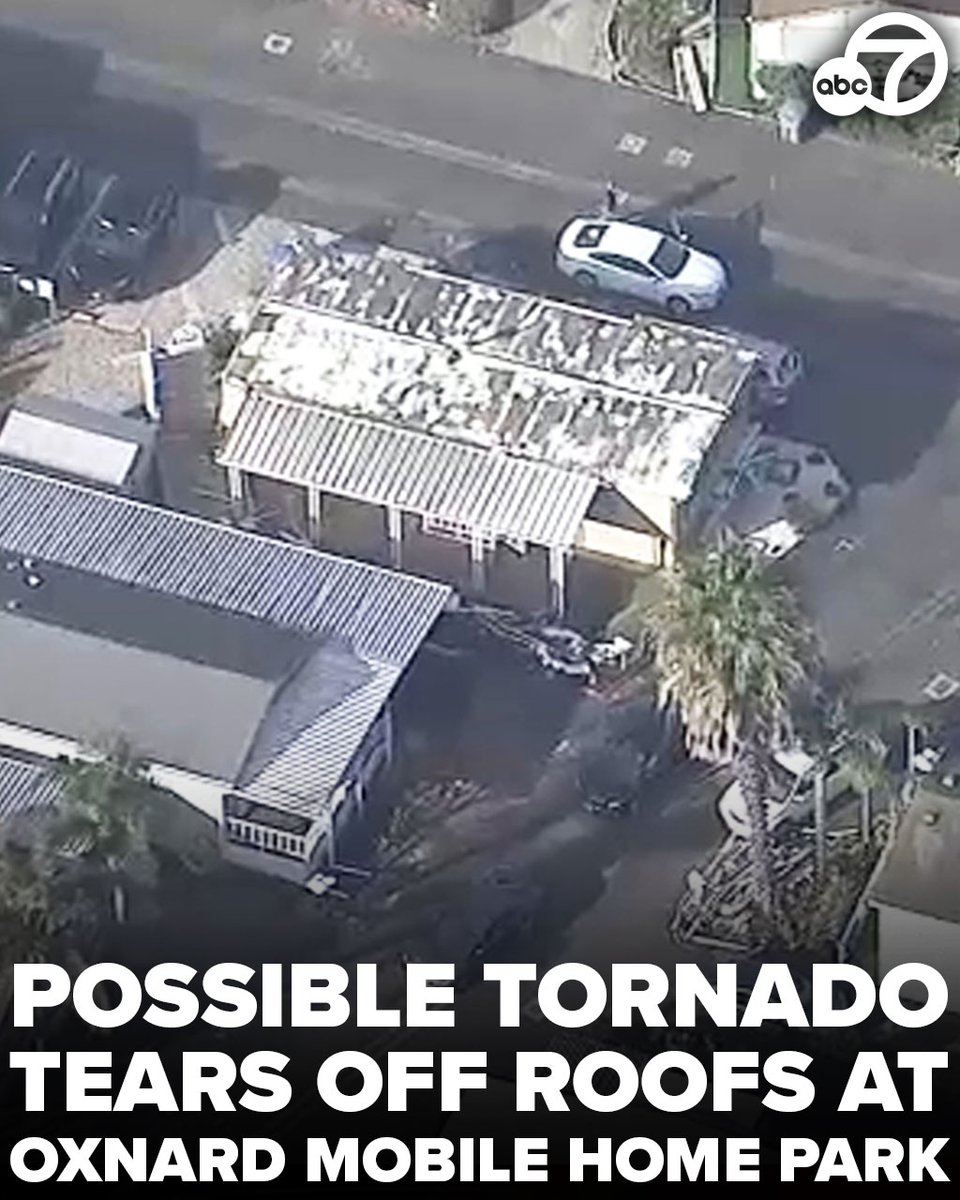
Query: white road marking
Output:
[[263, 32, 293, 56], [617, 133, 648, 156], [103, 51, 960, 298], [107, 50, 619, 197], [664, 146, 694, 168]]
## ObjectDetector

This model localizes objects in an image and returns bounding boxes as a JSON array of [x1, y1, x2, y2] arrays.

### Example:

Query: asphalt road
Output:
[[0, 0, 958, 693], [1, 0, 959, 496]]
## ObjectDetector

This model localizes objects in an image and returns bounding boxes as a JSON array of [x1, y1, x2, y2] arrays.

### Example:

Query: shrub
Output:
[[754, 62, 812, 112], [431, 0, 505, 35], [613, 0, 710, 90]]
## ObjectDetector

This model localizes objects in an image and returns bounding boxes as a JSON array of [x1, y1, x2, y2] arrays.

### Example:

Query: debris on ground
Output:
[[670, 817, 888, 955]]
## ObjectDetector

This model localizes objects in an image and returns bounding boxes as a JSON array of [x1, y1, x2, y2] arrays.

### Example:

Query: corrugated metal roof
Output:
[[240, 663, 398, 815], [0, 464, 452, 823], [0, 752, 63, 824], [227, 300, 733, 503], [0, 464, 451, 668], [221, 394, 597, 548]]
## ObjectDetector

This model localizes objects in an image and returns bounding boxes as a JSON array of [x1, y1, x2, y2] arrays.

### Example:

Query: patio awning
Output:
[[219, 392, 598, 549]]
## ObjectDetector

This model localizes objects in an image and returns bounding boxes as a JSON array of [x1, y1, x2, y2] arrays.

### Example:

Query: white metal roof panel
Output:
[[0, 463, 451, 667], [0, 410, 139, 485], [221, 394, 597, 548]]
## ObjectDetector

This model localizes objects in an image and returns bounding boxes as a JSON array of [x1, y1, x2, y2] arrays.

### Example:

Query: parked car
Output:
[[555, 215, 729, 315], [65, 173, 179, 299], [717, 747, 852, 839], [706, 435, 851, 560], [0, 145, 84, 274]]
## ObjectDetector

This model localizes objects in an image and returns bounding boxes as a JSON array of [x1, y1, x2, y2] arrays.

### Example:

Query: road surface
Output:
[[0, 0, 957, 495], [0, 0, 958, 923]]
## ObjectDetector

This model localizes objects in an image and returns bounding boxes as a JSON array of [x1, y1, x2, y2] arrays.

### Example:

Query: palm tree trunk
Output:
[[813, 768, 827, 881], [111, 883, 126, 924], [735, 744, 778, 919], [107, 861, 126, 923], [859, 786, 871, 848]]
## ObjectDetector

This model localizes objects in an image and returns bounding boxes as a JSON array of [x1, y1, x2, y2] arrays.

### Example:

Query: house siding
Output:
[[751, 6, 960, 81], [576, 520, 664, 568]]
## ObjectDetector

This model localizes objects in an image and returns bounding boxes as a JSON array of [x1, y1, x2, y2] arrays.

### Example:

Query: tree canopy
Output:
[[638, 538, 818, 761]]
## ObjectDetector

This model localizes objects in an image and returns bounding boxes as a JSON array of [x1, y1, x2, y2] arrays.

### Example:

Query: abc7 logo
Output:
[[813, 11, 949, 117]]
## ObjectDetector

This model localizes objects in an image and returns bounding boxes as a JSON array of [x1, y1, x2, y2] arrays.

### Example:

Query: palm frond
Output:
[[637, 537, 817, 758]]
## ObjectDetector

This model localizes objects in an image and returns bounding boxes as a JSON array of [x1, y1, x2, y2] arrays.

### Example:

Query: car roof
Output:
[[593, 220, 665, 261]]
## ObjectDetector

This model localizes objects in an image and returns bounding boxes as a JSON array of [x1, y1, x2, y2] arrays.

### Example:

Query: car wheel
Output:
[[666, 295, 692, 317], [574, 269, 598, 290]]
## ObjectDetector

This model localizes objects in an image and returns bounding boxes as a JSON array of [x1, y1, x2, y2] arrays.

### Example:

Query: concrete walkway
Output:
[[495, 0, 616, 81]]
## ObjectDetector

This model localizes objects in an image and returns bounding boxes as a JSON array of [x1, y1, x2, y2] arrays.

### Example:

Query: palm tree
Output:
[[52, 741, 155, 924], [623, 536, 817, 924], [0, 838, 75, 1022], [0, 841, 57, 962]]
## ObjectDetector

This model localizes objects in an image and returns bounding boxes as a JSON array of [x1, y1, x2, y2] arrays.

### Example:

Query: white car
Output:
[[717, 747, 851, 840], [555, 216, 728, 315]]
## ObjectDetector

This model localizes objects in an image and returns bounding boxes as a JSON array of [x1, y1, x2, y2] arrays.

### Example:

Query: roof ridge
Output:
[[272, 296, 738, 418]]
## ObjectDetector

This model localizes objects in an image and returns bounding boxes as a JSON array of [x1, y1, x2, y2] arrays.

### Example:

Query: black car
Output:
[[0, 145, 83, 273], [67, 173, 179, 299]]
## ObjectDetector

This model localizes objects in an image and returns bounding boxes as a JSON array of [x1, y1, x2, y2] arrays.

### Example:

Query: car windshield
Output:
[[649, 236, 690, 278]]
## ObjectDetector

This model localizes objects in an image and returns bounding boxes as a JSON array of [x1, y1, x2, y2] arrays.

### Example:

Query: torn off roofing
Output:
[[228, 244, 760, 501]]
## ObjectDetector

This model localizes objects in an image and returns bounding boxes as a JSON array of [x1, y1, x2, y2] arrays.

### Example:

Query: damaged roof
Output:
[[224, 244, 761, 504]]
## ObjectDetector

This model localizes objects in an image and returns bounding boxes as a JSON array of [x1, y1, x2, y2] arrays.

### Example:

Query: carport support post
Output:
[[226, 465, 244, 508], [307, 487, 323, 541], [387, 506, 403, 568], [549, 546, 567, 617], [469, 532, 486, 594]]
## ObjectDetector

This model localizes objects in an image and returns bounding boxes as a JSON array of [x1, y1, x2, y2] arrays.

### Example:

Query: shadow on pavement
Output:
[[0, 22, 281, 302], [735, 284, 960, 489]]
